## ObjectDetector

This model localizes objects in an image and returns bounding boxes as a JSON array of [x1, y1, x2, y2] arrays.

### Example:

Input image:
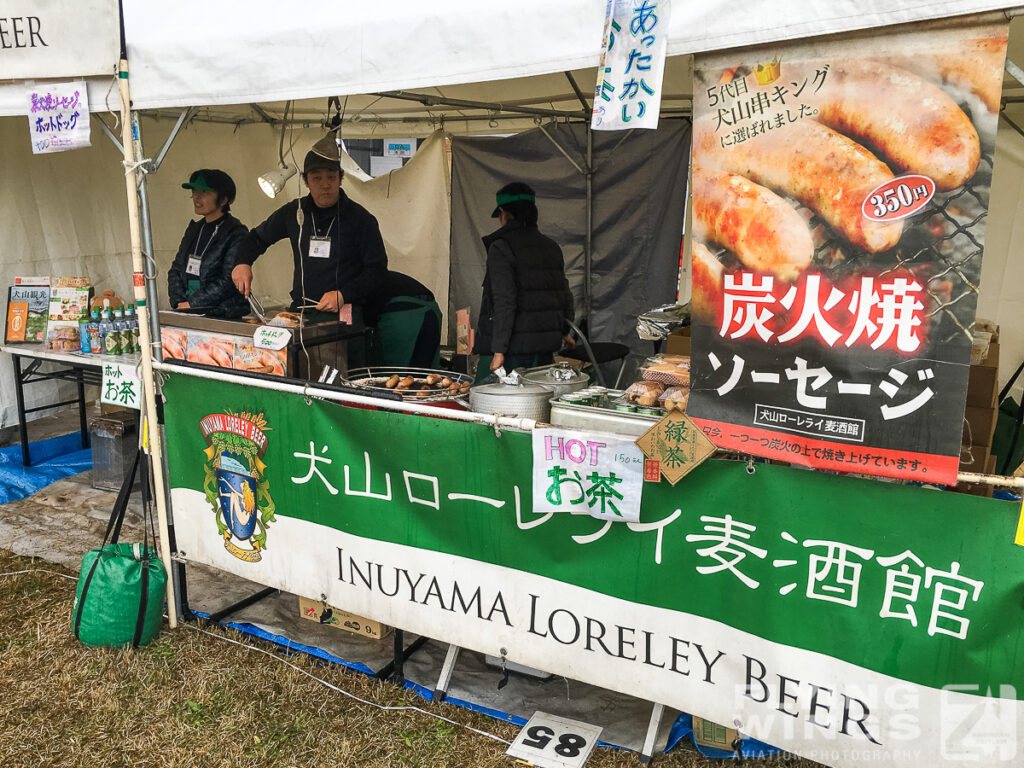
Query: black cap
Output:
[[182, 169, 236, 204], [303, 149, 342, 175]]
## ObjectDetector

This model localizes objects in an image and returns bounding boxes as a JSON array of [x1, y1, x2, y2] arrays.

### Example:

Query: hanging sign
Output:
[[101, 362, 141, 411], [686, 21, 1009, 485], [26, 80, 90, 154], [384, 139, 416, 157], [635, 411, 716, 485], [532, 427, 644, 522], [591, 0, 670, 131]]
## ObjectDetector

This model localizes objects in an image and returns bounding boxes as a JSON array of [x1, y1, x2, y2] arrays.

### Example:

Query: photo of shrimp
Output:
[[186, 332, 235, 369], [161, 328, 187, 360]]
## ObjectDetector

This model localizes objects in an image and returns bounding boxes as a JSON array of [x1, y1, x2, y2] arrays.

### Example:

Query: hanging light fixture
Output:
[[257, 101, 297, 198], [257, 164, 296, 198]]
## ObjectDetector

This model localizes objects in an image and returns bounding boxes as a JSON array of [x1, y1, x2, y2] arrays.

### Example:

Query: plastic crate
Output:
[[89, 412, 138, 492]]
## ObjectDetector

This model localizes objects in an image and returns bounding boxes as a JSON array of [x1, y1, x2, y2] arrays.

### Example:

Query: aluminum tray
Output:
[[549, 393, 661, 438]]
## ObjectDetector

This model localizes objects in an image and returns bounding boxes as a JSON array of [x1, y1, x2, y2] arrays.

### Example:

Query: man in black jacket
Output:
[[231, 149, 387, 315], [473, 182, 575, 380], [168, 169, 249, 318]]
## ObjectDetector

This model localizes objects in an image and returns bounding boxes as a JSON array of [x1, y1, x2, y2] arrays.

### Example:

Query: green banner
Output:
[[163, 372, 1024, 764]]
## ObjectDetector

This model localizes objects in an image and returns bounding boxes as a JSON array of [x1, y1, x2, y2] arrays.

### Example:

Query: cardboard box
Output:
[[691, 716, 738, 753], [665, 327, 692, 356], [297, 596, 393, 640], [966, 341, 999, 408], [962, 402, 998, 448]]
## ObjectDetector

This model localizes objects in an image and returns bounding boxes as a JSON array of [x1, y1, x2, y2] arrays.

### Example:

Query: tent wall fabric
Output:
[[0, 115, 450, 427], [449, 120, 690, 357], [0, 1, 1015, 114]]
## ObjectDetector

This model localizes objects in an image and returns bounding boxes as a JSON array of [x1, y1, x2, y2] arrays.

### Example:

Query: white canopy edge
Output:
[[0, 0, 1019, 116]]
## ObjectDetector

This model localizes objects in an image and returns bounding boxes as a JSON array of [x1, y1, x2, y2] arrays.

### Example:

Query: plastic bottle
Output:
[[88, 310, 101, 353], [99, 310, 115, 355], [126, 305, 141, 353], [113, 309, 127, 355], [78, 317, 92, 354]]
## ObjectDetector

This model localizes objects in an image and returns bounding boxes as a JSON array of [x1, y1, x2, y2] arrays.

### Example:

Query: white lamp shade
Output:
[[258, 165, 297, 198]]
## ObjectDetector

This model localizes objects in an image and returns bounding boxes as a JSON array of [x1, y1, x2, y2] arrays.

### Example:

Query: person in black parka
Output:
[[473, 182, 575, 381], [167, 169, 249, 318]]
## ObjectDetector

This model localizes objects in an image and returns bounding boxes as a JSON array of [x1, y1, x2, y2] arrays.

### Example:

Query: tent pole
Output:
[[117, 57, 178, 629], [130, 116, 164, 358], [585, 122, 593, 329]]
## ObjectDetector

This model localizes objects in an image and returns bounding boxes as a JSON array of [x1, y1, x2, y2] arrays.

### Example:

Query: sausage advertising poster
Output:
[[686, 21, 1008, 484]]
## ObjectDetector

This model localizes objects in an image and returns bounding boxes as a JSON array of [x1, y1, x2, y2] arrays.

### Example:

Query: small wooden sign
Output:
[[635, 410, 716, 485]]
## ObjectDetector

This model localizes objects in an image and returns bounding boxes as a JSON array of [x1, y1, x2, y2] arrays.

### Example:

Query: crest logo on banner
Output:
[[199, 411, 275, 562]]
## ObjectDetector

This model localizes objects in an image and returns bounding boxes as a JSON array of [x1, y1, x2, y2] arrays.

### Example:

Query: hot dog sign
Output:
[[687, 20, 1008, 484]]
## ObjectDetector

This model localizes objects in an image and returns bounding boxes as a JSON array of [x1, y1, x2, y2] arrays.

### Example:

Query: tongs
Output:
[[248, 293, 268, 324]]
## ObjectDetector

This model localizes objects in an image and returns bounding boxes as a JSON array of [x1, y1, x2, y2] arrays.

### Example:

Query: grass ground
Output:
[[0, 548, 819, 768]]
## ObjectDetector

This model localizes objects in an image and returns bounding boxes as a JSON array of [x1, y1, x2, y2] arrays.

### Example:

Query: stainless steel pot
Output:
[[468, 381, 555, 421], [518, 362, 589, 399]]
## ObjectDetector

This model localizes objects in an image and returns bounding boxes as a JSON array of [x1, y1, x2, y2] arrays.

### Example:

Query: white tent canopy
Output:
[[1, 0, 1021, 115]]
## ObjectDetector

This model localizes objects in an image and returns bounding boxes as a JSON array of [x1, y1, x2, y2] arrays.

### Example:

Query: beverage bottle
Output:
[[126, 305, 141, 353], [99, 310, 115, 355], [113, 309, 127, 355], [88, 310, 101, 352], [78, 317, 91, 354]]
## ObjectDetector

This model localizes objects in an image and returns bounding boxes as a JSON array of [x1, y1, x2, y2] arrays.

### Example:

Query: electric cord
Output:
[[0, 567, 512, 747]]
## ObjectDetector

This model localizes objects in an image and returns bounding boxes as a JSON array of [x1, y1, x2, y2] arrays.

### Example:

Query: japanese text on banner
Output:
[[101, 362, 141, 410], [26, 80, 90, 154], [591, 0, 670, 131], [531, 428, 644, 522]]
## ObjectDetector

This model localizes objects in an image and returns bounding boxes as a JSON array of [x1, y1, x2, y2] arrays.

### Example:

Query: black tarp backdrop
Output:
[[449, 119, 691, 365]]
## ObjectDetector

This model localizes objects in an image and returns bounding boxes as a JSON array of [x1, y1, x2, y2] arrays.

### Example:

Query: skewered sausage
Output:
[[695, 117, 903, 253], [385, 374, 400, 389], [798, 59, 980, 190], [425, 374, 442, 386], [692, 166, 813, 280], [878, 34, 1007, 115]]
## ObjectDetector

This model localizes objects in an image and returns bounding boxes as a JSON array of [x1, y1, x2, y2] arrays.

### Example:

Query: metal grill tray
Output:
[[549, 392, 661, 438], [345, 366, 473, 403]]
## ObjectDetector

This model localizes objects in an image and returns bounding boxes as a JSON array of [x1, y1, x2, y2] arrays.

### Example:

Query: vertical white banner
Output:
[[532, 427, 644, 522], [26, 80, 90, 154], [592, 0, 670, 131]]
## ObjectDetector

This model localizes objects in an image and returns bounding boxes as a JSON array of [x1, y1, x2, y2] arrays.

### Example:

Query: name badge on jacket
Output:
[[309, 237, 331, 259], [186, 256, 202, 276]]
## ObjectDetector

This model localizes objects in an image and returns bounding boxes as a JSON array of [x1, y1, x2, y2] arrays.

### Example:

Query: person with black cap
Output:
[[167, 169, 250, 317], [231, 147, 387, 318], [473, 181, 575, 381]]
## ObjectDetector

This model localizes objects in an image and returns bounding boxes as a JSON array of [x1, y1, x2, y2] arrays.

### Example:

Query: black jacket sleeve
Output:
[[341, 213, 389, 305], [188, 221, 249, 309], [236, 202, 297, 266], [486, 239, 518, 355], [167, 223, 195, 308]]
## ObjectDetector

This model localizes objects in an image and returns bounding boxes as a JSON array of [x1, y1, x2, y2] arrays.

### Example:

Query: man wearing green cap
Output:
[[168, 169, 249, 317], [473, 181, 575, 380]]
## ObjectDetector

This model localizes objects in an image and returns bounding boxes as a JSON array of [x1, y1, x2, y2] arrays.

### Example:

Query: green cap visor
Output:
[[182, 175, 214, 192], [491, 192, 536, 217]]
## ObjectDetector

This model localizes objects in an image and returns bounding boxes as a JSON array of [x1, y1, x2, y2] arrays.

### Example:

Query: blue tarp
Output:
[[0, 433, 92, 505]]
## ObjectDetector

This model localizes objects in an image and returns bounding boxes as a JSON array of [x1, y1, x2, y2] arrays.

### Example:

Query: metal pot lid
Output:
[[520, 363, 589, 386], [471, 381, 554, 396]]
